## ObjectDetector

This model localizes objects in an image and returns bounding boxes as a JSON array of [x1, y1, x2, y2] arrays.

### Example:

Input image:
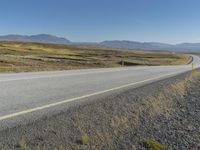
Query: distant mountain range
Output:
[[1, 34, 200, 52], [100, 41, 172, 50], [0, 34, 71, 44], [100, 40, 200, 52]]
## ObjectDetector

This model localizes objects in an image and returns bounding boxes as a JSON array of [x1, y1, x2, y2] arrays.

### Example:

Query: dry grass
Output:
[[79, 130, 90, 145], [0, 41, 191, 73], [17, 136, 28, 150], [73, 70, 200, 149], [143, 140, 166, 150]]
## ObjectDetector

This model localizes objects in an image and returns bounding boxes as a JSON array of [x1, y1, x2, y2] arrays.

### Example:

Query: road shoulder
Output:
[[0, 70, 200, 149]]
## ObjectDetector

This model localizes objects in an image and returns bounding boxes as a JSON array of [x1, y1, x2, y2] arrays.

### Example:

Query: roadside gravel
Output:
[[0, 70, 200, 150]]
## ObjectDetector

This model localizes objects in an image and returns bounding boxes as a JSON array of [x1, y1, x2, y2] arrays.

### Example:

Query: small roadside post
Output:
[[10, 64, 14, 72], [192, 63, 195, 71], [121, 60, 124, 67]]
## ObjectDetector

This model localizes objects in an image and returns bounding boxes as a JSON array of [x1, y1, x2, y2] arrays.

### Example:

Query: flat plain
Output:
[[0, 41, 192, 73]]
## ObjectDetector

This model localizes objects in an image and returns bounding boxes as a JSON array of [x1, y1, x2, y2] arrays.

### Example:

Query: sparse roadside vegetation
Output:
[[79, 129, 90, 145], [0, 41, 192, 73], [17, 136, 28, 150], [0, 70, 200, 149], [143, 140, 166, 150]]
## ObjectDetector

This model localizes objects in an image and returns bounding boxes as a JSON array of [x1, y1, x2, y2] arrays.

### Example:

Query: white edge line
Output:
[[0, 70, 189, 121]]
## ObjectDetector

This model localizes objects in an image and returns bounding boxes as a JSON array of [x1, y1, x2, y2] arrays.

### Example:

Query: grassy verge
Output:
[[71, 70, 200, 149], [0, 41, 191, 73]]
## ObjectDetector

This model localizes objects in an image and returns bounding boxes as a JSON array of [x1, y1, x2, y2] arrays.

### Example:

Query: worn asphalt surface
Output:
[[0, 55, 199, 130], [0, 65, 199, 149]]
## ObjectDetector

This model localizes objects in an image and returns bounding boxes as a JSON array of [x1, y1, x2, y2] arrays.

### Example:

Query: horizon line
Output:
[[0, 33, 200, 45]]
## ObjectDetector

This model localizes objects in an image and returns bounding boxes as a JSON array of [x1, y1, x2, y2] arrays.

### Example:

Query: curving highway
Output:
[[0, 54, 200, 129]]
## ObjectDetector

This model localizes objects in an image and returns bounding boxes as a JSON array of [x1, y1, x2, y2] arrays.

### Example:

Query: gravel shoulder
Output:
[[0, 70, 200, 150]]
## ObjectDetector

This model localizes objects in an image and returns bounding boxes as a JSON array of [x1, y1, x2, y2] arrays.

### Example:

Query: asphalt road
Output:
[[0, 55, 200, 129]]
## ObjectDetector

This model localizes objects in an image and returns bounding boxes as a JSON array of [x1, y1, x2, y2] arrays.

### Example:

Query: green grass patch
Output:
[[143, 140, 166, 150]]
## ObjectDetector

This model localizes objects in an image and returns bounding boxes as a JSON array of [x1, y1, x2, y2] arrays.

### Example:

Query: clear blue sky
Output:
[[0, 0, 200, 43]]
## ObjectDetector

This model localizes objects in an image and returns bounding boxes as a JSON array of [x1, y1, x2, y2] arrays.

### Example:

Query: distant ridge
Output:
[[1, 34, 200, 52], [100, 40, 173, 50], [100, 40, 200, 52], [0, 34, 71, 44]]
